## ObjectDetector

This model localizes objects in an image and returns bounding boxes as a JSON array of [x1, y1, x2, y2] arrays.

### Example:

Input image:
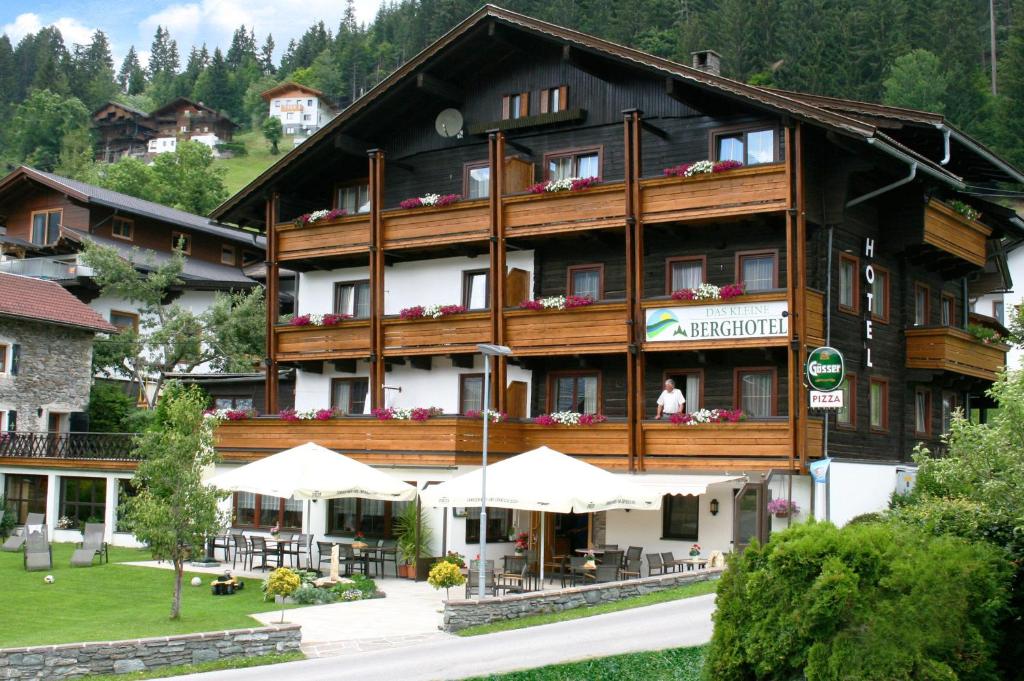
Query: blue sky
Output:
[[1, 0, 385, 66]]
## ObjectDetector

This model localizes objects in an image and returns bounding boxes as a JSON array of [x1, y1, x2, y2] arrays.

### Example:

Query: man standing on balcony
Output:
[[655, 379, 685, 419]]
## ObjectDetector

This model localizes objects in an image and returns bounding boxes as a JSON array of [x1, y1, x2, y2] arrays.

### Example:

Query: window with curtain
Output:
[[914, 388, 931, 435], [914, 284, 929, 326], [546, 149, 600, 181], [714, 128, 776, 165], [662, 494, 699, 540], [838, 254, 857, 312], [327, 497, 400, 537], [941, 392, 956, 433], [737, 370, 773, 417], [553, 373, 599, 413], [234, 492, 256, 526], [4, 474, 47, 524], [465, 163, 489, 199], [331, 378, 368, 414], [31, 210, 61, 245], [459, 374, 484, 414], [462, 270, 489, 310], [337, 183, 370, 213], [568, 265, 602, 299], [941, 294, 954, 327], [836, 375, 855, 428], [214, 396, 254, 410], [871, 268, 889, 322], [994, 301, 1005, 324], [466, 506, 513, 543], [666, 371, 701, 412], [738, 252, 776, 291], [668, 258, 704, 292], [233, 494, 302, 530], [870, 379, 888, 431], [59, 477, 107, 527], [334, 281, 370, 318]]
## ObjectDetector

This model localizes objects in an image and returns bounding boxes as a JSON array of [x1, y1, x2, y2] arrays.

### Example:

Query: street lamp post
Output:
[[476, 343, 512, 600]]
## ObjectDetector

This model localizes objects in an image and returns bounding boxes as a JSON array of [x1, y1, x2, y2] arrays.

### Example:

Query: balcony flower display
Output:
[[669, 408, 744, 425], [296, 208, 348, 226], [519, 295, 594, 311], [203, 408, 255, 421], [671, 283, 745, 301], [663, 159, 744, 177], [968, 324, 1006, 345], [949, 200, 981, 222], [399, 304, 466, 320], [288, 312, 353, 327], [533, 411, 608, 426], [465, 408, 508, 423], [528, 176, 600, 194], [767, 498, 799, 518], [371, 406, 444, 421], [399, 193, 461, 209], [279, 407, 337, 421]]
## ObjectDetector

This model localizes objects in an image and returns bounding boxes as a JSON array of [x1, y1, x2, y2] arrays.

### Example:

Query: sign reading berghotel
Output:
[[645, 301, 788, 342]]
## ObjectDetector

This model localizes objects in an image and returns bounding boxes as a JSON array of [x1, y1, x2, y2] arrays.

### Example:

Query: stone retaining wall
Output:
[[0, 625, 302, 680], [443, 568, 722, 631]]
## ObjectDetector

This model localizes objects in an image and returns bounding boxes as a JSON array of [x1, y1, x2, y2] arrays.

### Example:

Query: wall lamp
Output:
[[709, 498, 720, 516]]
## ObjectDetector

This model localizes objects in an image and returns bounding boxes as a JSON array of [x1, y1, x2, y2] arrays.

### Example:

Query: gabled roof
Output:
[[0, 272, 117, 333], [0, 166, 265, 249], [150, 97, 239, 128], [261, 82, 328, 102], [91, 100, 152, 120]]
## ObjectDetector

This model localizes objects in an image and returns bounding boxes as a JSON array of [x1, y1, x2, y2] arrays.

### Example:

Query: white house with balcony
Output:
[[261, 83, 338, 136]]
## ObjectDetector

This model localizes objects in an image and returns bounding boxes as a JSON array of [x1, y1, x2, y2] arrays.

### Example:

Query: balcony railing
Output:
[[640, 164, 788, 223], [643, 418, 823, 470], [505, 301, 630, 356], [504, 183, 627, 238], [922, 199, 991, 268], [905, 326, 1007, 381], [0, 432, 139, 462], [275, 214, 370, 262], [274, 321, 371, 361], [382, 311, 492, 356], [382, 200, 490, 250], [0, 257, 91, 281]]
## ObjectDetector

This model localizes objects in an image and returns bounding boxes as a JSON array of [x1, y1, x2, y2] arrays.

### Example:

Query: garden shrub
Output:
[[704, 520, 1011, 681], [291, 585, 338, 605]]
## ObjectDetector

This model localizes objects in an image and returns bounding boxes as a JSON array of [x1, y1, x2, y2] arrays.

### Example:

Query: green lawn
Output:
[[0, 543, 291, 648], [456, 578, 719, 637], [465, 646, 706, 680], [215, 131, 294, 196]]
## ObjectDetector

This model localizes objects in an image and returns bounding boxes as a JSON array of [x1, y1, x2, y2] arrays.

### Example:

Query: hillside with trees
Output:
[[2, 0, 1024, 215]]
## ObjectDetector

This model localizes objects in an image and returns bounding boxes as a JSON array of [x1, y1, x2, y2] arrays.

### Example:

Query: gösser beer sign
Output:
[[806, 346, 845, 409]]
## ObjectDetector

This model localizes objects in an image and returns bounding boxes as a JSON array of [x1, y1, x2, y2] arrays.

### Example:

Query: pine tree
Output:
[[118, 47, 146, 95], [148, 26, 181, 106], [259, 34, 276, 75], [72, 30, 117, 110], [0, 36, 16, 115], [192, 48, 232, 113]]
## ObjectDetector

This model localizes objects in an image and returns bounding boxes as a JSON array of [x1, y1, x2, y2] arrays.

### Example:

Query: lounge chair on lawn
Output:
[[3, 512, 45, 552], [24, 527, 52, 571], [70, 523, 108, 567]]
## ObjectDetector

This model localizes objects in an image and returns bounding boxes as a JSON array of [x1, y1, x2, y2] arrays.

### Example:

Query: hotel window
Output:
[[334, 280, 370, 319], [540, 86, 568, 114], [459, 374, 484, 414], [5, 474, 47, 524], [713, 127, 777, 165], [664, 370, 702, 413], [466, 506, 513, 543], [914, 387, 931, 436], [336, 182, 370, 214], [221, 244, 236, 266], [462, 270, 489, 310], [914, 283, 930, 326], [870, 378, 889, 432], [0, 343, 8, 374], [30, 209, 62, 245], [736, 368, 775, 418], [994, 301, 1005, 325], [941, 293, 955, 327], [836, 374, 856, 429], [545, 147, 601, 181], [568, 264, 603, 300], [111, 216, 133, 241], [327, 497, 410, 538], [551, 372, 599, 413], [109, 310, 139, 333], [502, 92, 528, 120], [331, 378, 368, 415], [233, 493, 302, 530], [941, 392, 957, 433], [662, 494, 699, 540], [464, 161, 490, 199], [171, 231, 191, 254], [59, 477, 107, 527], [213, 396, 254, 410], [737, 250, 778, 292], [666, 256, 705, 293], [870, 266, 889, 323], [838, 254, 858, 313]]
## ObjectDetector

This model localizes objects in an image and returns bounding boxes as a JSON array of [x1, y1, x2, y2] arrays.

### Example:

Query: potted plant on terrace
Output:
[[395, 503, 434, 580], [767, 498, 799, 519]]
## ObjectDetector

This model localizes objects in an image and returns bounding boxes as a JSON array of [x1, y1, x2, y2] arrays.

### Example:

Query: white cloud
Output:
[[2, 12, 96, 48], [53, 17, 97, 47], [3, 13, 42, 42]]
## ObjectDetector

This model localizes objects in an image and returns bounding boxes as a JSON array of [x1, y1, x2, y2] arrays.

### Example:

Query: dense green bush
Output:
[[87, 381, 137, 432], [704, 520, 1011, 681], [215, 141, 248, 157]]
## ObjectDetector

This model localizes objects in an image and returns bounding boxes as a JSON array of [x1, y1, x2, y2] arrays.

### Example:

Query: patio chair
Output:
[[250, 535, 278, 571], [646, 552, 667, 576], [625, 546, 643, 567], [316, 541, 335, 575], [601, 550, 624, 569], [340, 543, 368, 575], [23, 527, 52, 572], [280, 534, 306, 568], [374, 539, 399, 578], [564, 556, 588, 588], [211, 531, 232, 562], [230, 532, 251, 570], [620, 557, 643, 579], [544, 554, 568, 585], [662, 551, 686, 573], [2, 512, 45, 552], [466, 560, 496, 598], [497, 558, 531, 595], [587, 564, 619, 584], [70, 522, 108, 567]]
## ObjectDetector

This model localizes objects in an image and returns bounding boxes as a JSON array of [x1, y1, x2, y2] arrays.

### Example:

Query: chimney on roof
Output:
[[691, 50, 722, 76]]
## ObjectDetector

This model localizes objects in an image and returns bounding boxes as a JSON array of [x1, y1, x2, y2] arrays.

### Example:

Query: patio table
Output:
[[264, 537, 298, 569]]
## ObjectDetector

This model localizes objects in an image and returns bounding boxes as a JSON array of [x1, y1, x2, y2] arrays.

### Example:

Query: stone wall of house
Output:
[[442, 568, 722, 631], [591, 511, 607, 545], [0, 624, 301, 679], [0, 318, 95, 432]]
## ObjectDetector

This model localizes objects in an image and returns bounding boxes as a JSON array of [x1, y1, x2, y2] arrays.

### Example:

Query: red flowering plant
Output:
[[399, 193, 461, 209], [519, 295, 594, 311], [288, 313, 352, 327], [514, 532, 530, 553], [664, 159, 744, 177], [534, 412, 607, 426], [399, 304, 467, 320], [372, 406, 444, 421], [712, 160, 744, 172], [465, 409, 508, 423], [669, 408, 744, 425], [671, 283, 745, 302], [355, 530, 365, 539], [528, 176, 601, 193], [204, 408, 255, 421], [279, 408, 338, 421], [296, 208, 348, 226]]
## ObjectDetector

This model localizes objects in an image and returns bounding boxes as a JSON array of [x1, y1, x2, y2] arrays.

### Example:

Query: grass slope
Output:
[[465, 646, 707, 681], [456, 578, 718, 637], [0, 543, 289, 648], [215, 131, 295, 196]]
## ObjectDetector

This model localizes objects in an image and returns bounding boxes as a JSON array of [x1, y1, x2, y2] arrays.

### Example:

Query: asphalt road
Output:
[[176, 593, 716, 681]]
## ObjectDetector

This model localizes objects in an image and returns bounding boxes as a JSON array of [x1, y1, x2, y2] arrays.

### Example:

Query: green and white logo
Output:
[[806, 346, 845, 392]]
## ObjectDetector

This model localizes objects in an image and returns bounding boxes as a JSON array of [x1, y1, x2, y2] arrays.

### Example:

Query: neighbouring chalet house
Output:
[[262, 82, 338, 137], [0, 272, 125, 538], [167, 369, 296, 415], [11, 7, 1021, 558], [92, 101, 158, 163], [973, 216, 1024, 368], [91, 97, 239, 160]]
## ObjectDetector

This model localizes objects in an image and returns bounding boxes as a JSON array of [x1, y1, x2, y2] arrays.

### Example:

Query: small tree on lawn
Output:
[[121, 382, 226, 620], [262, 116, 283, 154]]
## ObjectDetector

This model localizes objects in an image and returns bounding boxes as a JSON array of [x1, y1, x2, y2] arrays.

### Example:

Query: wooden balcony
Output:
[[275, 215, 370, 262], [805, 289, 825, 347], [382, 199, 490, 250], [640, 292, 789, 352], [0, 432, 139, 470], [505, 302, 630, 356], [640, 164, 788, 224], [514, 421, 631, 469], [504, 183, 626, 238], [905, 326, 1007, 380], [274, 321, 370, 362], [382, 311, 491, 356], [922, 199, 991, 268], [642, 418, 823, 471]]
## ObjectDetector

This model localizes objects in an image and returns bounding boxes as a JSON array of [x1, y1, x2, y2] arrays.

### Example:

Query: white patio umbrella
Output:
[[419, 446, 663, 582]]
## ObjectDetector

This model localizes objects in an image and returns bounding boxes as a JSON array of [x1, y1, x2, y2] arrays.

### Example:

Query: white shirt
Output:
[[657, 389, 685, 414]]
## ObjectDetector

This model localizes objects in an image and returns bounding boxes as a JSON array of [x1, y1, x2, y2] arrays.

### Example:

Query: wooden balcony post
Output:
[[264, 193, 280, 414], [623, 109, 643, 472], [795, 123, 808, 470], [489, 131, 508, 411], [784, 125, 807, 473], [368, 149, 386, 410]]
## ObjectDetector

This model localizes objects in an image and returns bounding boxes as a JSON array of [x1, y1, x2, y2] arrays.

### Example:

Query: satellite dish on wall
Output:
[[435, 108, 464, 138]]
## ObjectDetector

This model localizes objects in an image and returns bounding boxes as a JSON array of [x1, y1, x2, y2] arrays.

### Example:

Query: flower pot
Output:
[[398, 563, 416, 579], [774, 511, 790, 519]]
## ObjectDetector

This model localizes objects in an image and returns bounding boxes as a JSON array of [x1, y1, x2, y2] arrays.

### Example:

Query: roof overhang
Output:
[[612, 473, 743, 497]]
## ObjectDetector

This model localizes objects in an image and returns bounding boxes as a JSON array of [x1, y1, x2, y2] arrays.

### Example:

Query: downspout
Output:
[[937, 126, 951, 165], [846, 161, 917, 208]]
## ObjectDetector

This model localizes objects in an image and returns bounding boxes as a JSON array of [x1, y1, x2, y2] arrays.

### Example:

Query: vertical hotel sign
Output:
[[864, 237, 875, 367]]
